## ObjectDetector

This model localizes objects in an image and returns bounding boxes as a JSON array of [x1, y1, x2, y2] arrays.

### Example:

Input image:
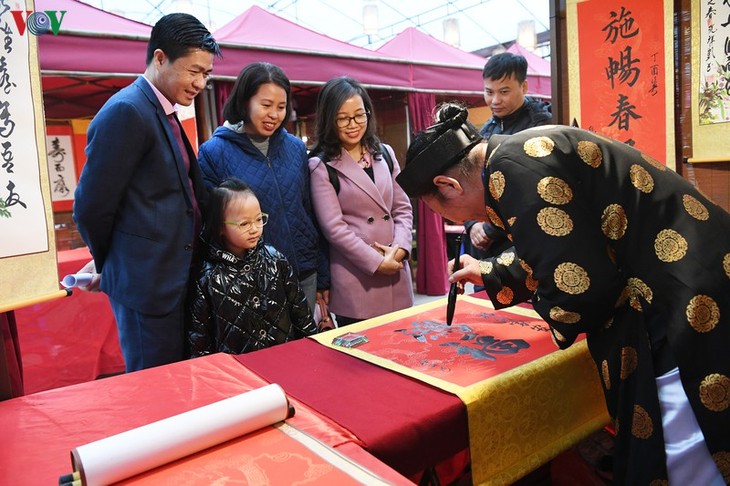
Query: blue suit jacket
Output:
[[74, 76, 207, 314]]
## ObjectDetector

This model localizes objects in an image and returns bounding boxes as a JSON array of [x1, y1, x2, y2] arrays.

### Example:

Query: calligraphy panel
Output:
[[0, 0, 61, 311], [568, 0, 675, 169]]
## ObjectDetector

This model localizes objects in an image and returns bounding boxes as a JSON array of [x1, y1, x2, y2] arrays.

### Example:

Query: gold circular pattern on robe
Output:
[[577, 140, 602, 168], [620, 346, 638, 380], [630, 164, 655, 194], [682, 194, 709, 221], [627, 277, 653, 311], [508, 216, 516, 227], [523, 136, 555, 157], [550, 306, 581, 324], [537, 208, 573, 237], [497, 251, 516, 266], [519, 259, 538, 290], [479, 260, 493, 275], [519, 259, 533, 275], [631, 404, 653, 439], [686, 295, 720, 333], [641, 153, 666, 171], [711, 451, 730, 482], [489, 172, 505, 200], [485, 206, 505, 230], [537, 177, 573, 205], [654, 229, 688, 262], [554, 262, 590, 295], [724, 253, 730, 279], [497, 287, 514, 305], [601, 204, 628, 240], [699, 373, 730, 412], [602, 360, 611, 390]]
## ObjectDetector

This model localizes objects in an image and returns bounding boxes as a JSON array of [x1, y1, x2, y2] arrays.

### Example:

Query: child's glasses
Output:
[[223, 213, 268, 232]]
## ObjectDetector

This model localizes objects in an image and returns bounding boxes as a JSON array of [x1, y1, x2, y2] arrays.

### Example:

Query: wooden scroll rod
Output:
[[0, 289, 71, 314], [685, 156, 730, 164]]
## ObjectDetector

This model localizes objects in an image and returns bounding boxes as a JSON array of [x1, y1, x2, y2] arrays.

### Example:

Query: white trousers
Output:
[[656, 367, 725, 486]]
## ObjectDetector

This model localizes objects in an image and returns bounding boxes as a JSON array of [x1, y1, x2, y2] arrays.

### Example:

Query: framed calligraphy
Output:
[[46, 123, 77, 211], [567, 0, 676, 170], [0, 0, 62, 312]]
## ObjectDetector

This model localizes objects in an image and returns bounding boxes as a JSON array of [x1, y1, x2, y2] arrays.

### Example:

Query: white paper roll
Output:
[[71, 383, 292, 485], [60, 273, 94, 288]]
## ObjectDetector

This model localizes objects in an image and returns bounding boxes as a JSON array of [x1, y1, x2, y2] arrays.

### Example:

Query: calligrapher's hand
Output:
[[76, 259, 102, 293], [373, 242, 404, 275], [448, 254, 483, 293], [469, 223, 492, 251]]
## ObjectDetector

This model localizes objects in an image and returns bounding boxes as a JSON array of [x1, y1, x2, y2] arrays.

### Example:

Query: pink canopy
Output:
[[213, 7, 491, 95], [377, 27, 485, 94], [36, 0, 151, 118], [378, 28, 551, 98], [211, 6, 412, 90], [36, 0, 150, 75]]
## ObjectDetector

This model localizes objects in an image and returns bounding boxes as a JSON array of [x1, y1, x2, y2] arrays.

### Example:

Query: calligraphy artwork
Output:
[[0, 0, 50, 257], [350, 300, 556, 387], [699, 0, 730, 124], [576, 1, 669, 163], [45, 132, 77, 204]]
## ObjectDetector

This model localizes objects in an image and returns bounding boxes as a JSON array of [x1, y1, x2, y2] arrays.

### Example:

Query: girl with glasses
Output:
[[186, 178, 317, 357], [197, 62, 328, 316], [308, 77, 414, 326]]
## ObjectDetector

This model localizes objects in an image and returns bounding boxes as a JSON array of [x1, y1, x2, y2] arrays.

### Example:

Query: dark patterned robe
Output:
[[477, 125, 730, 484]]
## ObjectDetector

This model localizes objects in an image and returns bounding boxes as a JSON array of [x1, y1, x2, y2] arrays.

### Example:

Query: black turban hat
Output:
[[397, 104, 482, 198]]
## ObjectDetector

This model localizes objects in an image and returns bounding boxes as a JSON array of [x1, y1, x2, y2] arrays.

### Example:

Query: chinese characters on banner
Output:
[[45, 133, 77, 205], [699, 0, 730, 124], [0, 0, 50, 258], [577, 1, 668, 163]]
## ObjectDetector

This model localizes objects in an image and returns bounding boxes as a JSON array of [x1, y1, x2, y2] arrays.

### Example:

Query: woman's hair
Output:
[[202, 177, 258, 247], [309, 76, 381, 160], [222, 62, 292, 131], [399, 102, 483, 198]]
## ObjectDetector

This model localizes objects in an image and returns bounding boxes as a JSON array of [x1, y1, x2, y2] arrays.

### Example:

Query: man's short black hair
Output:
[[146, 13, 221, 65], [482, 52, 528, 84]]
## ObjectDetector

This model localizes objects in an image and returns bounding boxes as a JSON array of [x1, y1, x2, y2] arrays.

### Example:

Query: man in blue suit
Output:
[[73, 14, 221, 372]]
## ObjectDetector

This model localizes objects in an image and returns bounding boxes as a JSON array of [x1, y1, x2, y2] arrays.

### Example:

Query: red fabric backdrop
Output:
[[408, 92, 449, 295]]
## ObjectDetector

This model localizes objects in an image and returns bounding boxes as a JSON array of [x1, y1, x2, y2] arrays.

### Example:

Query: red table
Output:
[[14, 247, 124, 394], [0, 353, 413, 485]]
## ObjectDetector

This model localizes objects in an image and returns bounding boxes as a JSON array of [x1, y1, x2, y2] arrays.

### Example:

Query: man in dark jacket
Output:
[[464, 52, 552, 267]]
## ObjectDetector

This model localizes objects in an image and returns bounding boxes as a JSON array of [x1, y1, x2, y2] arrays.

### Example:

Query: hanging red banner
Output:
[[577, 0, 668, 163]]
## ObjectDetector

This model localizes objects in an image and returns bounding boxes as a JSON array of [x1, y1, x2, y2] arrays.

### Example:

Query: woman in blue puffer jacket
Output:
[[198, 62, 328, 312]]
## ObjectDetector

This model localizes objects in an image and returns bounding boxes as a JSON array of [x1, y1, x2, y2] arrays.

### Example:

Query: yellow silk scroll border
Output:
[[310, 296, 609, 485]]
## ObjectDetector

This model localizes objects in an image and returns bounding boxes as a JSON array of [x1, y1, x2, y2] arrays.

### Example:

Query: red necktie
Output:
[[167, 113, 201, 242]]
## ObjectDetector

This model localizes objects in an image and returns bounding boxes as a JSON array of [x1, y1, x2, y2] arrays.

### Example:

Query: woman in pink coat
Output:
[[308, 77, 414, 326]]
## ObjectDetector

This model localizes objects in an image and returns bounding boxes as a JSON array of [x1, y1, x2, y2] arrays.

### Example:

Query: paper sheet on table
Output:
[[71, 383, 292, 485]]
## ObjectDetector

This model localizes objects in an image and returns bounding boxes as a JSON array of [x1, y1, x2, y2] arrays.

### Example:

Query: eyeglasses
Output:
[[335, 112, 370, 128], [223, 213, 268, 232]]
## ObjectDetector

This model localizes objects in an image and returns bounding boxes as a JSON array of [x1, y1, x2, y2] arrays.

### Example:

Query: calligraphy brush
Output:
[[446, 233, 463, 326]]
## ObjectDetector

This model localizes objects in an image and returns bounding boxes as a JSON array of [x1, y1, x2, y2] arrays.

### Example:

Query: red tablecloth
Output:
[[236, 338, 468, 477], [14, 248, 124, 394], [0, 353, 413, 485]]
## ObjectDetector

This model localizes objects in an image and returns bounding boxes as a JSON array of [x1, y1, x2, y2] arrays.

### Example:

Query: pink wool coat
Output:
[[309, 144, 414, 320]]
